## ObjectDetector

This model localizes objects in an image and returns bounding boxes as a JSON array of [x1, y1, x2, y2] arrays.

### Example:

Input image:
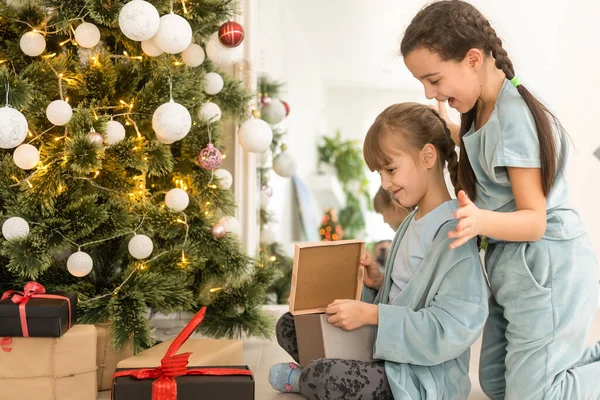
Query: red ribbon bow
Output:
[[0, 337, 12, 353], [1, 281, 73, 338], [111, 307, 252, 400]]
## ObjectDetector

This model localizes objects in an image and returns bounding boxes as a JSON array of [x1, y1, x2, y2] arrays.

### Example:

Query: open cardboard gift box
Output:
[[290, 239, 377, 367]]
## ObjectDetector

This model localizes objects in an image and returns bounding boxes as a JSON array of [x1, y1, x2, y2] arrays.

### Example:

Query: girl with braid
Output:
[[401, 1, 600, 399], [269, 103, 488, 399]]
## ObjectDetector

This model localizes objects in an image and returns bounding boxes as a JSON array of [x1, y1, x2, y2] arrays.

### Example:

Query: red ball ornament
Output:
[[218, 21, 244, 48], [281, 100, 290, 116], [199, 143, 222, 170]]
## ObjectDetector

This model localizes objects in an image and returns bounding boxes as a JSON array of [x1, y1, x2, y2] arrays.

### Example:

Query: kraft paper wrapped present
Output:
[[112, 307, 254, 400], [116, 338, 243, 369], [96, 322, 134, 391], [0, 324, 97, 400], [290, 239, 376, 366]]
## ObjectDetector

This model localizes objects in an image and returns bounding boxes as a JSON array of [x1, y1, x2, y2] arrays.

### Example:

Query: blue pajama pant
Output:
[[479, 235, 600, 399]]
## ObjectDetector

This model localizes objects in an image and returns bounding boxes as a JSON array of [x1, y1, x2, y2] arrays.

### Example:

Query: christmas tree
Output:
[[319, 209, 343, 241], [0, 0, 278, 352]]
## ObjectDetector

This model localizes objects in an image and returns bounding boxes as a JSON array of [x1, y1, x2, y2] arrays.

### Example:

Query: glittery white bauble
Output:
[[13, 144, 39, 170], [128, 234, 153, 259], [141, 38, 163, 57], [165, 188, 189, 211], [205, 32, 244, 66], [67, 251, 93, 277], [153, 13, 192, 54], [261, 99, 286, 125], [20, 31, 46, 56], [87, 132, 104, 146], [118, 0, 160, 41], [214, 169, 232, 190], [219, 216, 240, 236], [152, 101, 191, 144], [272, 150, 297, 178], [204, 72, 224, 95], [105, 120, 126, 145], [198, 102, 221, 123], [46, 100, 73, 126], [0, 107, 28, 149], [181, 43, 205, 67], [260, 227, 277, 245], [74, 22, 101, 48], [238, 118, 273, 153], [2, 217, 29, 241], [260, 191, 270, 209]]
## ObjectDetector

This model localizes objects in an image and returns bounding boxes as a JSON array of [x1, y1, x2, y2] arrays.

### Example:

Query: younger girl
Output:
[[269, 103, 488, 399], [401, 1, 600, 399]]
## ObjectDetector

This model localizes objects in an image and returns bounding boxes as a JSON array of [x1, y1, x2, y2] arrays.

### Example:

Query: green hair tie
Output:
[[510, 76, 521, 88]]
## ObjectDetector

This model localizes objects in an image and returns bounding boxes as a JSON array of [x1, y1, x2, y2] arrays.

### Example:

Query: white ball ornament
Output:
[[141, 38, 163, 57], [153, 13, 192, 54], [272, 150, 297, 178], [214, 169, 233, 190], [67, 251, 93, 277], [0, 107, 28, 149], [2, 217, 30, 241], [181, 43, 205, 67], [20, 31, 46, 57], [260, 227, 277, 245], [128, 234, 154, 259], [261, 99, 286, 125], [118, 0, 160, 41], [152, 101, 192, 144], [238, 118, 273, 153], [46, 100, 73, 126], [204, 72, 224, 95], [74, 22, 101, 48], [105, 120, 126, 145], [205, 32, 244, 66], [13, 144, 40, 170], [165, 188, 189, 212], [198, 102, 222, 123], [219, 216, 240, 236]]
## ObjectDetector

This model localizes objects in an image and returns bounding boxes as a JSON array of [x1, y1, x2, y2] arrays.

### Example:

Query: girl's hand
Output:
[[362, 254, 384, 290], [448, 190, 483, 249], [325, 300, 378, 331]]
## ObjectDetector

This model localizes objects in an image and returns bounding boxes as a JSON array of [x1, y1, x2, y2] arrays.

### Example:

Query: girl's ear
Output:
[[421, 143, 438, 169], [465, 48, 484, 71]]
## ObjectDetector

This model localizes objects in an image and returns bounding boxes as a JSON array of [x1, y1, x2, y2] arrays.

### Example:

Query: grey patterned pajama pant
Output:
[[276, 312, 394, 400]]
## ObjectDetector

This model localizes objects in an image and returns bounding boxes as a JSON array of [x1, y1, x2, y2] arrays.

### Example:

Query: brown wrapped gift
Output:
[[290, 239, 376, 366], [96, 323, 134, 391], [117, 338, 243, 369], [0, 324, 97, 400]]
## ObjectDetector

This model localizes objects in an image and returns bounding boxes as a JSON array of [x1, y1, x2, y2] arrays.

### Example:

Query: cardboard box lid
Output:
[[290, 239, 365, 315]]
